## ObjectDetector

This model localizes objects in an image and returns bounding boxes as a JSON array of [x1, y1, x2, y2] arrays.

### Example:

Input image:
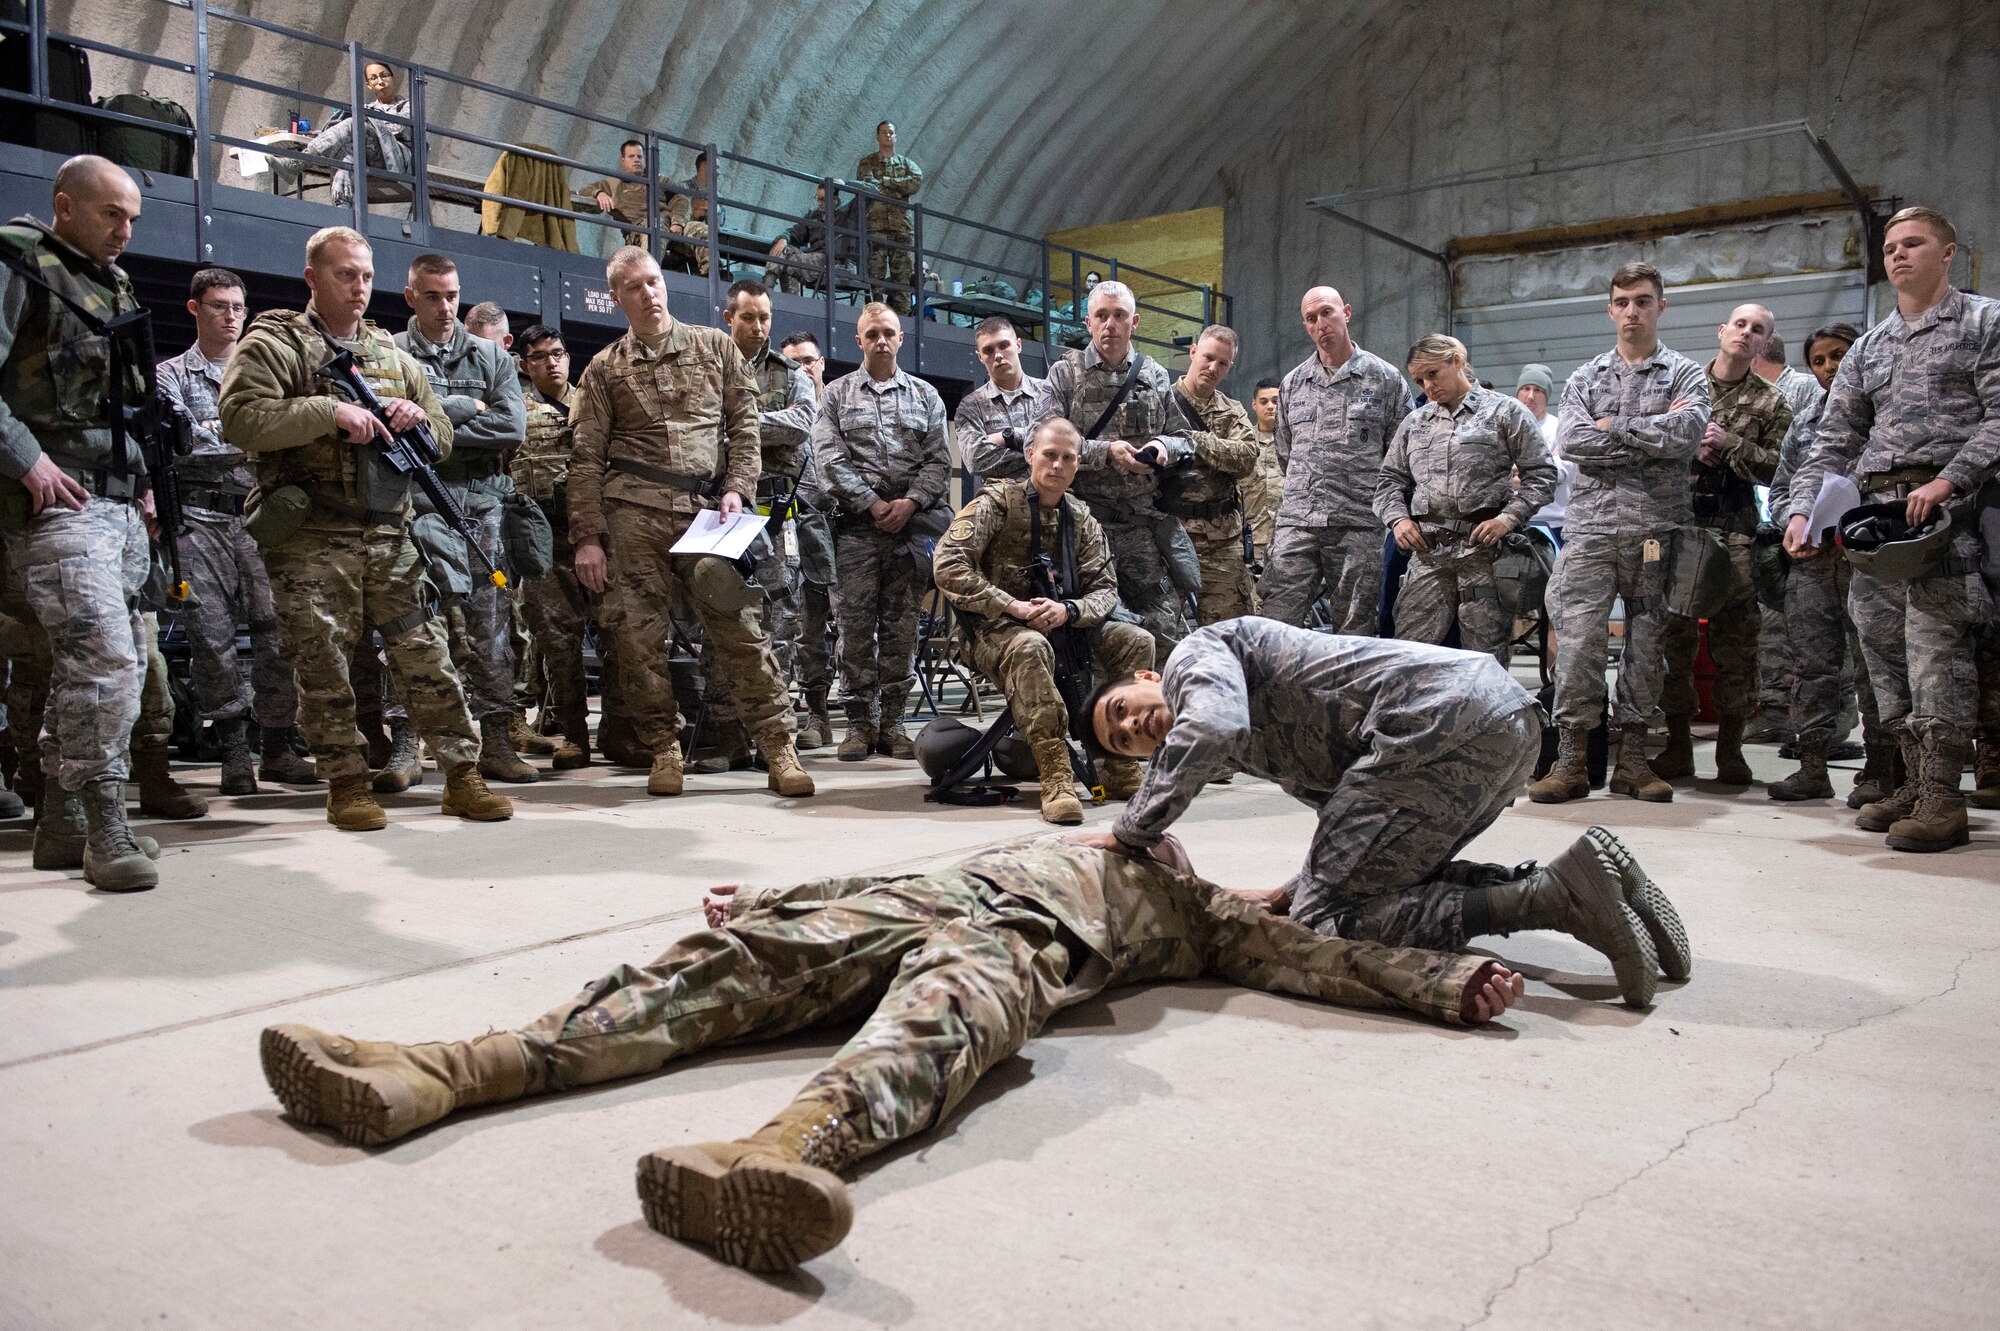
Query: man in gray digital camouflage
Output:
[[1528, 260, 1710, 805], [1261, 285, 1414, 633], [781, 331, 838, 749], [1075, 618, 1688, 1015], [1170, 325, 1261, 625], [957, 315, 1047, 484], [1785, 206, 2000, 853], [1375, 334, 1555, 664], [258, 830, 1541, 1271]]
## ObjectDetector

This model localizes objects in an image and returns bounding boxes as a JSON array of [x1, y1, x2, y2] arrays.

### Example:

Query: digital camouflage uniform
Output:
[[1374, 385, 1555, 663], [568, 321, 796, 757], [956, 374, 1048, 483], [811, 365, 950, 731], [156, 344, 298, 729], [855, 150, 922, 315], [1113, 619, 1541, 951], [932, 478, 1153, 746], [1657, 365, 1790, 723], [1546, 345, 1711, 729], [218, 308, 478, 784], [1263, 345, 1413, 632], [1034, 345, 1196, 655], [1243, 425, 1283, 580], [1756, 366, 1831, 719], [1170, 377, 1261, 626], [0, 218, 150, 792]]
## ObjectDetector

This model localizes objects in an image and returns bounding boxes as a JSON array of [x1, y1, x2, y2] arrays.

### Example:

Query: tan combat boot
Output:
[[836, 718, 876, 762], [510, 711, 558, 756], [647, 743, 685, 797], [132, 737, 208, 819], [478, 714, 541, 784], [1768, 731, 1834, 802], [1856, 730, 1922, 831], [442, 762, 514, 820], [259, 1024, 538, 1146], [326, 773, 388, 831], [1712, 715, 1753, 786], [1099, 757, 1144, 799], [1971, 737, 2000, 811], [1527, 727, 1590, 804], [758, 727, 816, 797], [1649, 713, 1694, 782], [1885, 731, 1971, 853], [1032, 738, 1083, 825], [1610, 725, 1673, 802], [551, 704, 590, 771]]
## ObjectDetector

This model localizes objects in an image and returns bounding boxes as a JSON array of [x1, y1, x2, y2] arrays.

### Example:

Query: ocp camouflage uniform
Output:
[[1547, 345, 1711, 729], [1243, 424, 1283, 579], [156, 343, 298, 729], [0, 217, 149, 793], [1034, 345, 1196, 655], [810, 365, 950, 734], [567, 320, 796, 758], [1658, 365, 1790, 724], [578, 171, 673, 250], [1170, 376, 1261, 626], [1114, 619, 1541, 950], [1374, 385, 1555, 663], [855, 150, 922, 315], [956, 374, 1048, 483], [1263, 345, 1413, 632], [218, 309, 478, 784], [510, 388, 598, 743], [933, 478, 1153, 747]]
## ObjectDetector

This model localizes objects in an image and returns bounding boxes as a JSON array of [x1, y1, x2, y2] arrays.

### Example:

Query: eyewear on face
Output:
[[523, 348, 569, 363], [201, 300, 247, 316]]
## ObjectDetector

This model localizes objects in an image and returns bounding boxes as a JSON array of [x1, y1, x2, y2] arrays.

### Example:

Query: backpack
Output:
[[95, 91, 193, 176], [1491, 526, 1557, 617]]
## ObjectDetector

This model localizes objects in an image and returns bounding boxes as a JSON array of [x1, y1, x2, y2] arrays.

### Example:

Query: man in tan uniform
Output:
[[1169, 326, 1261, 624]]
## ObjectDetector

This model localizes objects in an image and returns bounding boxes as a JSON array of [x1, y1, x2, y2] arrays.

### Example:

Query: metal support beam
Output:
[[1312, 207, 1453, 327]]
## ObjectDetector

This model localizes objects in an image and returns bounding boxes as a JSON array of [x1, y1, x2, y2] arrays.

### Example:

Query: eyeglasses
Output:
[[522, 347, 569, 363], [199, 300, 247, 316]]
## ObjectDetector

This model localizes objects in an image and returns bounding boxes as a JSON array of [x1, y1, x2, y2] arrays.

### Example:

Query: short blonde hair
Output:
[[1405, 333, 1469, 370], [605, 244, 657, 288], [305, 225, 369, 267], [857, 300, 901, 328], [1885, 205, 1956, 247], [1194, 324, 1238, 352], [1031, 417, 1082, 451]]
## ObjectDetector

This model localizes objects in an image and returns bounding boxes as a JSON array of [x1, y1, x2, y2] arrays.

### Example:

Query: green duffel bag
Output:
[[95, 91, 192, 176], [500, 491, 554, 577], [1665, 525, 1734, 619]]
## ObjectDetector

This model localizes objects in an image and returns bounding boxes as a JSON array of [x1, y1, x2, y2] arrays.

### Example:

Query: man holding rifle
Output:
[[219, 224, 513, 832]]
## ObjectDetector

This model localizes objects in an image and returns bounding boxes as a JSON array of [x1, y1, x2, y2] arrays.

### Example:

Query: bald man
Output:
[[0, 156, 160, 890], [1652, 302, 1791, 787]]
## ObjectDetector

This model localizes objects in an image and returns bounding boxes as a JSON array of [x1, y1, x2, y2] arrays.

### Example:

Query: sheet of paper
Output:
[[1803, 473, 1862, 547], [668, 508, 766, 560]]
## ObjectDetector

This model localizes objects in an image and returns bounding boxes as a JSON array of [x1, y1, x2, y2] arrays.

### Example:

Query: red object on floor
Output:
[[1693, 619, 1718, 723]]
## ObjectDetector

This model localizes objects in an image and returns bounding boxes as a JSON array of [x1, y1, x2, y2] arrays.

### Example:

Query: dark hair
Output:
[[877, 120, 893, 132], [1609, 260, 1663, 297], [407, 252, 456, 282], [694, 150, 708, 170], [620, 139, 642, 155], [189, 267, 244, 302], [1802, 322, 1862, 363], [725, 278, 770, 311], [973, 315, 1017, 344], [1076, 673, 1143, 762], [515, 323, 563, 354], [780, 331, 820, 353], [1762, 333, 1787, 364], [1254, 377, 1280, 393]]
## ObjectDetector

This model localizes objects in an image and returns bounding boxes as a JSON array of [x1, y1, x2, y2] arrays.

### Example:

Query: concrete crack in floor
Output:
[[1458, 944, 1994, 1330]]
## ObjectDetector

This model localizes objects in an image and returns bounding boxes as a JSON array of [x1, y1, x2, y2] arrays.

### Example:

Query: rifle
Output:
[[312, 332, 507, 589]]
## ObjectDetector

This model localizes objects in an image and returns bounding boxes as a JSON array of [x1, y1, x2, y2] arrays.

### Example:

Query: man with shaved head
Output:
[[1261, 285, 1414, 633], [0, 155, 162, 890], [1651, 302, 1791, 787]]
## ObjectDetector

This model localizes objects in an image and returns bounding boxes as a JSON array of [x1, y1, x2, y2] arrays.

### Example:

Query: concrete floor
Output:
[[2, 732, 1996, 1330]]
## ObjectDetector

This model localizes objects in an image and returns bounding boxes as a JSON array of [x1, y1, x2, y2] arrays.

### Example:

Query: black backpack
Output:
[[95, 91, 193, 176]]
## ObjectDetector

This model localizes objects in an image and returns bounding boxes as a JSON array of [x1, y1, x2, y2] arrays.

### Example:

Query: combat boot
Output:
[[1885, 732, 1970, 853], [1100, 757, 1144, 799], [15, 754, 41, 812], [1712, 715, 1753, 785], [478, 714, 541, 785], [1527, 727, 1591, 804], [1649, 713, 1694, 782], [80, 777, 159, 892], [1856, 730, 1922, 831], [1768, 731, 1835, 802], [596, 713, 652, 768], [325, 774, 388, 831], [875, 690, 915, 760], [32, 784, 88, 869], [442, 762, 513, 821], [216, 719, 258, 796], [259, 1024, 538, 1147], [1032, 738, 1084, 825], [836, 718, 876, 762], [796, 688, 834, 752], [355, 712, 393, 770], [756, 726, 816, 797], [132, 738, 208, 819], [372, 720, 424, 794], [551, 704, 590, 771], [0, 767, 24, 821], [647, 743, 685, 797], [510, 711, 558, 756], [1848, 736, 1900, 809], [259, 725, 319, 785], [1610, 725, 1673, 802], [1470, 834, 1658, 1007], [1971, 738, 2000, 811], [691, 719, 753, 774], [1580, 826, 1692, 982]]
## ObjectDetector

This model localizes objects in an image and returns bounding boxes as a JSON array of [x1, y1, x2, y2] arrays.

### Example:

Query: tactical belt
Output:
[[57, 464, 142, 503], [608, 456, 721, 498], [182, 487, 249, 515], [1414, 506, 1504, 535], [1863, 465, 1943, 501], [1161, 495, 1241, 521], [373, 599, 439, 638], [435, 454, 504, 483]]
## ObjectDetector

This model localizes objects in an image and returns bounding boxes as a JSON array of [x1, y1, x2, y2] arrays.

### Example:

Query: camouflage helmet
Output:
[[914, 715, 982, 780], [1839, 502, 1955, 582], [1490, 527, 1557, 617], [1750, 522, 1791, 612]]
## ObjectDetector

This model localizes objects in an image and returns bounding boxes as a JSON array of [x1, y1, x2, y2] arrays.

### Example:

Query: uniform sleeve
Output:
[[1609, 357, 1707, 460], [811, 385, 877, 512], [760, 365, 818, 445], [448, 338, 527, 453], [1769, 387, 1823, 502], [1382, 371, 1415, 444], [1721, 395, 1786, 486], [1112, 639, 1252, 848], [1148, 370, 1195, 463], [931, 490, 1012, 617], [1939, 313, 2000, 496], [1273, 380, 1294, 474], [219, 325, 344, 456], [1190, 395, 1260, 477], [718, 339, 762, 503], [565, 362, 612, 541], [1502, 401, 1557, 526], [894, 157, 922, 199], [1787, 351, 1870, 519], [155, 357, 224, 455], [1556, 367, 1621, 463], [1070, 505, 1120, 627], [1373, 413, 1418, 528], [0, 272, 37, 479], [959, 395, 1028, 480], [909, 387, 951, 509]]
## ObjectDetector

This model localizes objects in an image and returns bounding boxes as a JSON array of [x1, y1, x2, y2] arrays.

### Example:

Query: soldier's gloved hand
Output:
[[574, 537, 608, 593], [1392, 518, 1430, 553], [19, 454, 89, 514]]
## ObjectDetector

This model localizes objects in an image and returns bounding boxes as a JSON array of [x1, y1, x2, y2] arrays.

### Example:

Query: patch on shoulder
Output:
[[947, 518, 976, 541]]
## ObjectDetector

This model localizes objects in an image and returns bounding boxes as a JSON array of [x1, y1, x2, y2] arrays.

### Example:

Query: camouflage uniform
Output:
[[1243, 424, 1283, 579], [1374, 385, 1556, 663], [1262, 345, 1414, 632], [1113, 619, 1541, 951], [956, 374, 1048, 483], [568, 321, 796, 756], [1170, 377, 1261, 626], [810, 365, 950, 731], [855, 150, 922, 314], [578, 172, 672, 250], [1034, 346, 1196, 654], [933, 478, 1153, 746], [1786, 288, 2000, 750], [218, 308, 479, 784], [1546, 346, 1711, 729], [1658, 365, 1790, 723], [0, 218, 150, 792], [510, 388, 596, 735], [155, 344, 298, 728]]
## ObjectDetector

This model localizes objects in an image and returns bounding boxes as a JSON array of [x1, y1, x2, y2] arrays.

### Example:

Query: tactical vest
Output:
[[750, 350, 805, 478], [253, 312, 420, 520], [0, 219, 143, 472], [510, 397, 571, 502]]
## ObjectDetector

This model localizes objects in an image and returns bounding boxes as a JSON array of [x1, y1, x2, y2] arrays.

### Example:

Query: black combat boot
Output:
[[217, 719, 258, 796]]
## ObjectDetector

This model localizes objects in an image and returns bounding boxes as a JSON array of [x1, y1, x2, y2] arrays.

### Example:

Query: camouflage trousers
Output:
[[175, 509, 297, 726], [510, 856, 1479, 1162], [1393, 536, 1511, 665], [1545, 532, 1672, 730], [1662, 532, 1759, 722], [830, 525, 924, 727], [262, 523, 479, 784], [518, 547, 593, 729], [866, 227, 914, 314], [433, 486, 516, 723], [800, 579, 835, 693], [1784, 545, 1881, 743], [1846, 522, 1993, 739], [600, 501, 791, 752], [1259, 523, 1382, 634], [1187, 513, 1253, 626], [0, 499, 147, 789], [1097, 513, 1192, 660], [706, 531, 799, 730], [966, 619, 1154, 747], [1757, 605, 1792, 717], [1285, 707, 1541, 952]]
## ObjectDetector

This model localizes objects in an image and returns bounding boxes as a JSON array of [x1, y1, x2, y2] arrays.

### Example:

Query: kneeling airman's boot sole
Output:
[[637, 1145, 853, 1272], [1582, 827, 1691, 983], [259, 1024, 436, 1147]]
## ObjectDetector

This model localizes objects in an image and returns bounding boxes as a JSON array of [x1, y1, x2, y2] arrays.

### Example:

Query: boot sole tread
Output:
[[259, 1026, 403, 1147], [638, 1148, 853, 1271], [1551, 845, 1659, 1007]]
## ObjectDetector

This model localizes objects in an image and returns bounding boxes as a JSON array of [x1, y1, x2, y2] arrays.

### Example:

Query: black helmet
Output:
[[990, 731, 1041, 782], [1839, 502, 1953, 582], [914, 716, 982, 779]]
